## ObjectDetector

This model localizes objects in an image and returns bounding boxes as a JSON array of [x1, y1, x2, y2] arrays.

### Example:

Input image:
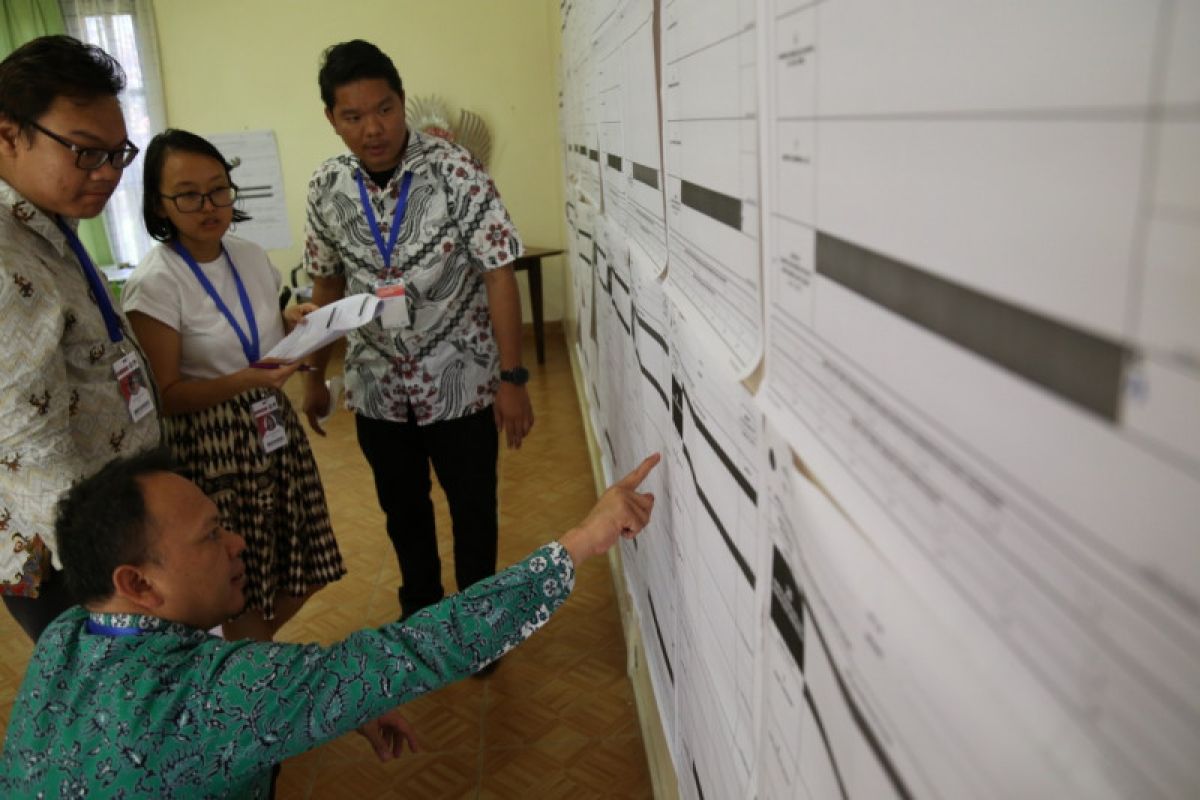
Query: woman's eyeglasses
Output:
[[161, 186, 239, 213]]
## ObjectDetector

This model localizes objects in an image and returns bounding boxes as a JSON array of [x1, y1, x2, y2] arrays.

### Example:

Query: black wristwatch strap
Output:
[[500, 366, 530, 386]]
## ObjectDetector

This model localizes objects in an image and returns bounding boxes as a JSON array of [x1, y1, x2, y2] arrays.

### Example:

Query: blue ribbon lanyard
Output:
[[171, 241, 260, 364], [55, 218, 125, 344], [355, 170, 415, 272], [85, 618, 146, 637]]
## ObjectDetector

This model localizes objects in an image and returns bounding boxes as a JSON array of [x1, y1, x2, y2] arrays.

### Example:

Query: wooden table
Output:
[[513, 246, 564, 364]]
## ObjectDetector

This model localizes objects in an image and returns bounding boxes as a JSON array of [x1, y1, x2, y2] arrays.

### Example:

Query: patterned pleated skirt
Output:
[[164, 386, 346, 619]]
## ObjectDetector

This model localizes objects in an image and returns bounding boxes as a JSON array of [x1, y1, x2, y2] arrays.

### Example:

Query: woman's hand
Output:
[[238, 360, 303, 391], [283, 302, 319, 331]]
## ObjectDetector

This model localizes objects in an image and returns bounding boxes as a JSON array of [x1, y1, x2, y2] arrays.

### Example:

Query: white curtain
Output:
[[62, 0, 166, 265]]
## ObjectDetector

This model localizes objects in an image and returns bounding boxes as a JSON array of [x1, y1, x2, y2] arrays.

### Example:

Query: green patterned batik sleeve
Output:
[[208, 542, 577, 773]]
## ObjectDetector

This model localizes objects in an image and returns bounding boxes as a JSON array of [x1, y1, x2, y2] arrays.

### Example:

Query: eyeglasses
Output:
[[29, 121, 139, 170], [161, 186, 238, 213]]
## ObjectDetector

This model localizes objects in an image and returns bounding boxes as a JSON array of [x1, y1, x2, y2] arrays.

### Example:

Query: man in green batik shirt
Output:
[[0, 448, 659, 798]]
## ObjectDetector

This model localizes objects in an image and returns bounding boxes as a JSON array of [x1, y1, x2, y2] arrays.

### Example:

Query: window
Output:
[[63, 0, 165, 266]]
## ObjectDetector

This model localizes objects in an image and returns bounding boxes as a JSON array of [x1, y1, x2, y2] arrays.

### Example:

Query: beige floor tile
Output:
[[479, 737, 653, 800]]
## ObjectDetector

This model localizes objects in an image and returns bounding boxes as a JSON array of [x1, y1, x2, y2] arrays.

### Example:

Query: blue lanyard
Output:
[[172, 241, 260, 364], [86, 618, 146, 637], [55, 218, 124, 344], [355, 169, 414, 272]]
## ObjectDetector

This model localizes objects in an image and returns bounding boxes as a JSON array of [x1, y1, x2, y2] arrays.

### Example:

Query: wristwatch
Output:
[[500, 366, 530, 386]]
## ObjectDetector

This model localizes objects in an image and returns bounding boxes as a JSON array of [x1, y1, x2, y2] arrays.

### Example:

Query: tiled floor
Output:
[[0, 325, 653, 799]]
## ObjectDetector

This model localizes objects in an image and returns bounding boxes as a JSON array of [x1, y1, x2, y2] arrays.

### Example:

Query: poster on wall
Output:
[[756, 2, 1200, 797], [563, 1, 1200, 797], [594, 0, 668, 270], [668, 301, 764, 800], [207, 130, 291, 252], [661, 0, 764, 376]]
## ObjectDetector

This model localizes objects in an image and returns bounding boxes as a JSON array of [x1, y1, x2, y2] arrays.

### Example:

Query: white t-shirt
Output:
[[123, 235, 286, 380]]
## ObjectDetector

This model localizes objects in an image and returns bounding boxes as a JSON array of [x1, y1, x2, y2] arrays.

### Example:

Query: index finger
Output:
[[616, 453, 661, 490]]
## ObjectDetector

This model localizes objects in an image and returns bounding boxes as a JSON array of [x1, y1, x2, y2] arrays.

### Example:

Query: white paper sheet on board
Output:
[[207, 130, 292, 252], [595, 0, 669, 269], [622, 236, 681, 756], [758, 5, 1200, 795], [662, 0, 764, 376], [668, 299, 763, 800]]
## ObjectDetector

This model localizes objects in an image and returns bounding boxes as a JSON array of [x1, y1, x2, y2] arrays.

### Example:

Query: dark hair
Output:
[[318, 39, 403, 110], [0, 35, 125, 133], [141, 128, 251, 242], [55, 448, 181, 604]]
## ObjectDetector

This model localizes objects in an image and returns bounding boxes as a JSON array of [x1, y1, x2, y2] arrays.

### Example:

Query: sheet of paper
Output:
[[559, 1, 610, 206], [761, 424, 1147, 799], [621, 236, 681, 757], [263, 293, 381, 362], [662, 0, 764, 375], [596, 220, 644, 479], [758, 4, 1200, 796], [595, 0, 668, 269], [668, 300, 763, 800]]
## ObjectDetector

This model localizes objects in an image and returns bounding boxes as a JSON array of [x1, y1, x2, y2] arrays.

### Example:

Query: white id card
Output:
[[251, 396, 288, 454], [113, 352, 154, 423], [375, 280, 410, 328]]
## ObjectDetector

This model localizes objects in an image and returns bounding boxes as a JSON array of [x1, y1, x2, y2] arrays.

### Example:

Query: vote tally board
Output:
[[558, 2, 1200, 799]]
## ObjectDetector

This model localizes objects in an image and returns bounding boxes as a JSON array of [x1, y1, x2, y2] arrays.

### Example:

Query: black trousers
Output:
[[356, 406, 499, 617], [2, 568, 76, 642]]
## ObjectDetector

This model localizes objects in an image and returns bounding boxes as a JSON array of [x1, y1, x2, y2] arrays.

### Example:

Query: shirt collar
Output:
[[0, 178, 74, 259], [402, 129, 431, 176], [86, 610, 208, 641]]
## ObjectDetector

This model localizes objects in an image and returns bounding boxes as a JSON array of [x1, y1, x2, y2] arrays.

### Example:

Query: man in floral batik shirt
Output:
[[0, 449, 658, 798], [0, 36, 160, 641], [302, 40, 535, 624]]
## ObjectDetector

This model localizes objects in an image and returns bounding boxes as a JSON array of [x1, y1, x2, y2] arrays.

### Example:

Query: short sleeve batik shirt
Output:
[[304, 129, 523, 425]]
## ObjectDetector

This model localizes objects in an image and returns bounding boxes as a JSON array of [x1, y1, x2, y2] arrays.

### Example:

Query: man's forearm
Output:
[[242, 542, 576, 768], [482, 266, 524, 369]]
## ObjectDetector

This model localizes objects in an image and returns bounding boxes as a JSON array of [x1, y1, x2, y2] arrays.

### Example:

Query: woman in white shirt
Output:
[[123, 129, 345, 641]]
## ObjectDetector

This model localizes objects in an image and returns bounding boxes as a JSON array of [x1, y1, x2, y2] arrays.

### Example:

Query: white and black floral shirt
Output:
[[0, 179, 160, 595], [304, 129, 523, 424]]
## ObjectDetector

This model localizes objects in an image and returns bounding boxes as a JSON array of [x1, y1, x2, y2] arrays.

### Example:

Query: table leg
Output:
[[528, 259, 545, 364]]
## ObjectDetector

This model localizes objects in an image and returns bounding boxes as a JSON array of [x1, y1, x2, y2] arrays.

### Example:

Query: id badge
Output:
[[251, 396, 288, 454], [375, 279, 410, 329], [113, 353, 154, 423]]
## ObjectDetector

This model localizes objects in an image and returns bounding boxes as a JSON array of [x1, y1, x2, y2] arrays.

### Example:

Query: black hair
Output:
[[55, 448, 181, 604], [318, 39, 403, 110], [141, 128, 251, 242], [0, 35, 125, 134]]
